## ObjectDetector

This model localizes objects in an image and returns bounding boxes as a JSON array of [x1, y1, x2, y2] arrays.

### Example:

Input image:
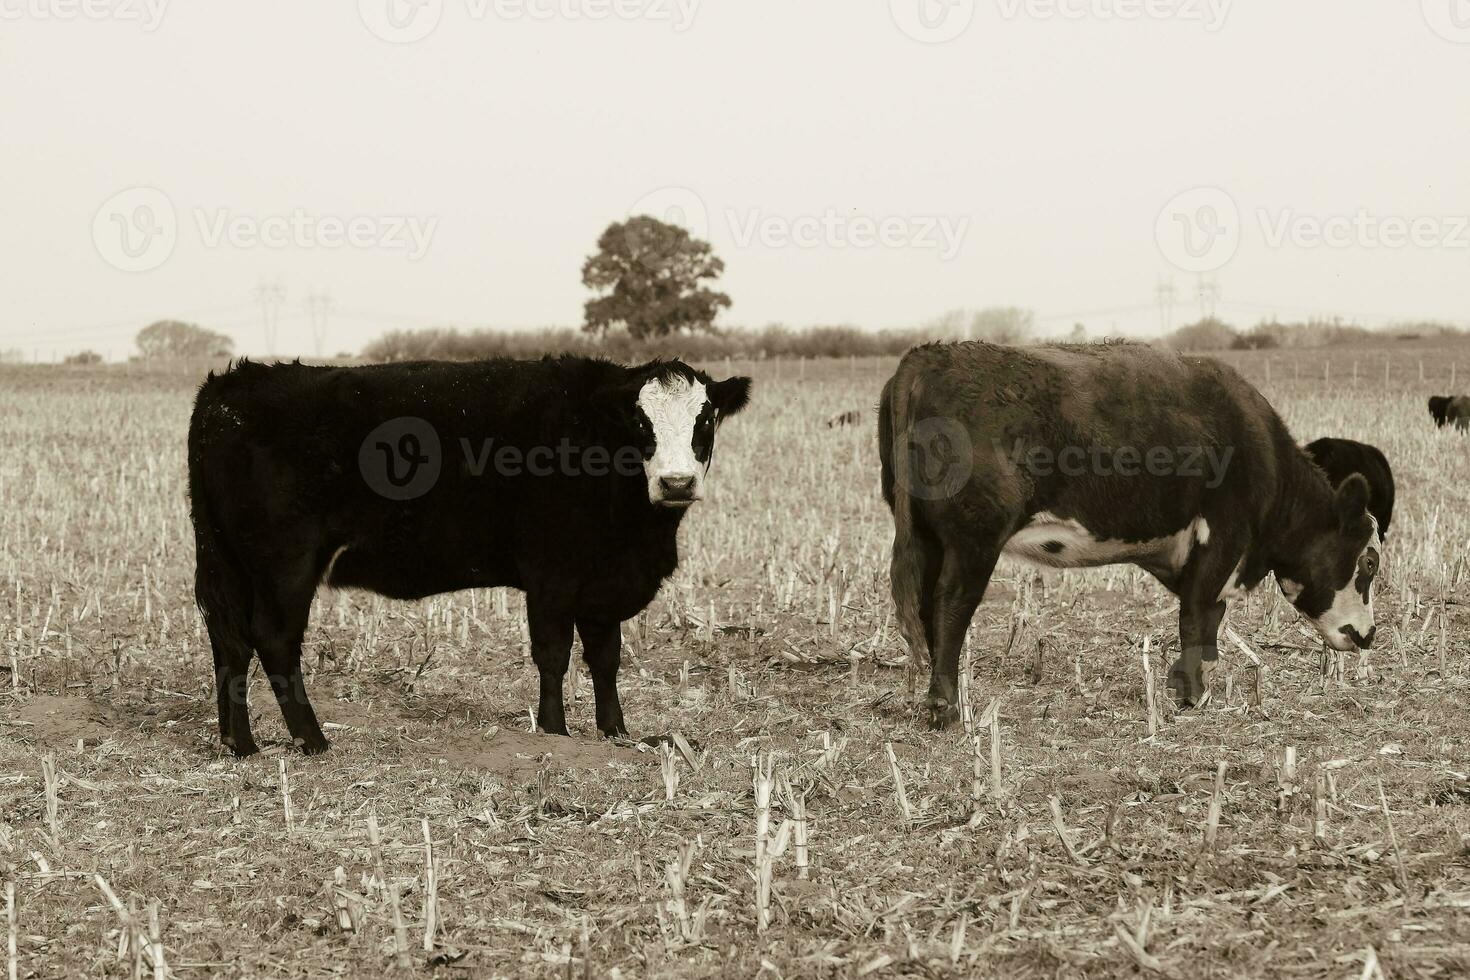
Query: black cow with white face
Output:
[[188, 356, 751, 756], [879, 341, 1379, 724]]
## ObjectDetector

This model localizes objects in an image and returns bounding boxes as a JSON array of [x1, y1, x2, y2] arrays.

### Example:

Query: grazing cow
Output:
[[1428, 395, 1470, 429], [879, 341, 1379, 725], [189, 356, 752, 756], [1304, 438, 1393, 540], [827, 410, 864, 428]]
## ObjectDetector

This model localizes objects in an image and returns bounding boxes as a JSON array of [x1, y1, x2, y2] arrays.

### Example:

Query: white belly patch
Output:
[[1002, 512, 1206, 575]]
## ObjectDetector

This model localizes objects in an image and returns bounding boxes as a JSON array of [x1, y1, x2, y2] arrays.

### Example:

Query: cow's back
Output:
[[890, 342, 1289, 544]]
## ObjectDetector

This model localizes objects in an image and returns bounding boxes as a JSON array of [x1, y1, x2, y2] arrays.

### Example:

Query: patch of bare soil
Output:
[[12, 694, 120, 747], [432, 727, 645, 777], [320, 692, 653, 778]]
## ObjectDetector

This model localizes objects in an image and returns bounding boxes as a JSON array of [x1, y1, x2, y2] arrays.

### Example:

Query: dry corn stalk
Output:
[[660, 743, 679, 802], [883, 743, 912, 828], [1141, 637, 1159, 737]]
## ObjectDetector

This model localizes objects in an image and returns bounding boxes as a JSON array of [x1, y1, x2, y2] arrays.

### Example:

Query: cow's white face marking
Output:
[[1282, 515, 1379, 652], [1002, 512, 1209, 578], [637, 375, 710, 508], [1301, 515, 1379, 651]]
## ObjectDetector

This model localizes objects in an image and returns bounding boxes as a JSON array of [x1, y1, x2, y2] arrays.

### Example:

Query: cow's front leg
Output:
[[527, 600, 575, 736], [1168, 539, 1240, 706], [576, 617, 628, 738], [1170, 597, 1226, 707]]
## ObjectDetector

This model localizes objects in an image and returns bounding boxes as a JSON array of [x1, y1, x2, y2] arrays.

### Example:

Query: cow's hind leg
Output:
[[528, 598, 575, 736], [576, 617, 628, 738], [250, 561, 329, 755], [926, 543, 1000, 730], [205, 617, 258, 757], [892, 518, 942, 677]]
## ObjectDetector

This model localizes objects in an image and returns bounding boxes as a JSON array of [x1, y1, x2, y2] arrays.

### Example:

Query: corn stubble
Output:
[[0, 352, 1468, 977]]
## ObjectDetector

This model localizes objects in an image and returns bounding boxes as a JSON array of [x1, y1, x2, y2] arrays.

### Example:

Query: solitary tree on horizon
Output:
[[135, 320, 234, 359], [580, 216, 731, 339]]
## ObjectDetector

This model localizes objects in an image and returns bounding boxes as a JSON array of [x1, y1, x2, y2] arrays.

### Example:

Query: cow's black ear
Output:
[[709, 376, 752, 417], [1333, 473, 1370, 530]]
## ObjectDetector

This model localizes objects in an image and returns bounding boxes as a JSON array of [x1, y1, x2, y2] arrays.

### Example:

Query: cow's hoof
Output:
[[225, 737, 260, 759], [926, 697, 960, 731], [1167, 660, 1208, 708], [295, 734, 331, 756]]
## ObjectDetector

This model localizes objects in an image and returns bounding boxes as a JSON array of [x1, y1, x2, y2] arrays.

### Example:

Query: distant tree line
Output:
[[361, 307, 1040, 363], [1165, 317, 1467, 352]]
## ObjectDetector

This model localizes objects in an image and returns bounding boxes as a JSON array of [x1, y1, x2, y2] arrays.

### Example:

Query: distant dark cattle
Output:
[[879, 342, 1379, 725], [827, 410, 864, 428], [1428, 395, 1470, 429], [189, 356, 751, 756], [1304, 438, 1392, 540]]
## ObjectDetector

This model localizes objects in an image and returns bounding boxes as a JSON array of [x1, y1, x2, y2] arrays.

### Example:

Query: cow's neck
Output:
[[1258, 445, 1335, 581]]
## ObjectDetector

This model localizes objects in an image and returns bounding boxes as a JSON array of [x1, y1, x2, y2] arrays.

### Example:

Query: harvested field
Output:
[[3, 349, 1470, 978]]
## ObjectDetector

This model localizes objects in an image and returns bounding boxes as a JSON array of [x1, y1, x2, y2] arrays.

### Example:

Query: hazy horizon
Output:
[[4, 1, 1469, 360]]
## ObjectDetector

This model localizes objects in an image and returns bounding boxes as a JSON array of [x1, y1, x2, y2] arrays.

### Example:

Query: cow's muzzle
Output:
[[654, 474, 698, 507]]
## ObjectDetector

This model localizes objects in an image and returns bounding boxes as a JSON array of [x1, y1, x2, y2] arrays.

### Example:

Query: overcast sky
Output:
[[3, 1, 1468, 359]]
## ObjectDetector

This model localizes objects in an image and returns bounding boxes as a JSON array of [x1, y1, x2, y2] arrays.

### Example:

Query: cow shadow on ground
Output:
[[30, 677, 653, 779]]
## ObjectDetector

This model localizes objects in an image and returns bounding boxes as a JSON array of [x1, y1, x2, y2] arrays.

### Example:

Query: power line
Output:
[[1195, 274, 1221, 320], [304, 289, 335, 357], [1154, 276, 1176, 334], [255, 279, 286, 354]]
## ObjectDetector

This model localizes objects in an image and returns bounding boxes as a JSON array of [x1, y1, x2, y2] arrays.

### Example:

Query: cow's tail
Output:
[[187, 385, 255, 673], [881, 367, 932, 674]]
